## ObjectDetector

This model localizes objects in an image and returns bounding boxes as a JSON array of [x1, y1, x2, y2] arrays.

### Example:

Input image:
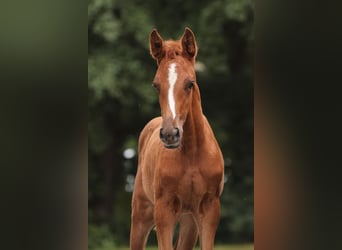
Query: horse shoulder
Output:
[[136, 117, 163, 202], [201, 115, 224, 161], [137, 116, 162, 175], [200, 115, 225, 194]]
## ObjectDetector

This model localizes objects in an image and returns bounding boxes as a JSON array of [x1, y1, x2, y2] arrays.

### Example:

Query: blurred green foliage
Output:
[[89, 0, 253, 248], [89, 224, 118, 250]]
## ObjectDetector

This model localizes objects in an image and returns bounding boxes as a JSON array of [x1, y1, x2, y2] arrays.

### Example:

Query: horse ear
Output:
[[149, 29, 164, 63], [181, 27, 197, 60]]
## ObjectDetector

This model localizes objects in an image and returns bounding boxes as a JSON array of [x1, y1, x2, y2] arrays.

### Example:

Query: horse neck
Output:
[[181, 84, 206, 152]]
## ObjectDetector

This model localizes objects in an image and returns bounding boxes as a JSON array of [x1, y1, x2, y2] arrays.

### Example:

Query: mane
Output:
[[163, 40, 182, 60]]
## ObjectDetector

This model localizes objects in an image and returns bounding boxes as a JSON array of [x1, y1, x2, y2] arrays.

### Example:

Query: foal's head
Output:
[[149, 28, 198, 149]]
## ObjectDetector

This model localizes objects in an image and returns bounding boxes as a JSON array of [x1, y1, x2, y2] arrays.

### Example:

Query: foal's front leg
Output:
[[154, 197, 179, 250], [196, 197, 221, 250], [130, 196, 154, 250]]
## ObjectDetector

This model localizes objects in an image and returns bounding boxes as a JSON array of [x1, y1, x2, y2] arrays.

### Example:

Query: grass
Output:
[[118, 244, 254, 250]]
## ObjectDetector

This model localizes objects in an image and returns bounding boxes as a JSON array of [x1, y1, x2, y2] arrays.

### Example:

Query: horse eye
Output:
[[187, 81, 194, 90]]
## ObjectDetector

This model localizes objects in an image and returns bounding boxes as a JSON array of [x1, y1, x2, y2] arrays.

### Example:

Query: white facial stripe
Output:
[[168, 63, 177, 119]]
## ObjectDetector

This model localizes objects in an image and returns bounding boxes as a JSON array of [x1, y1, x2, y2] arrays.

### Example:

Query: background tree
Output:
[[88, 0, 253, 247]]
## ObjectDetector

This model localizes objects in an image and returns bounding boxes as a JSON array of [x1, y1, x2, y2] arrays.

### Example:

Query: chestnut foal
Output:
[[130, 27, 224, 250]]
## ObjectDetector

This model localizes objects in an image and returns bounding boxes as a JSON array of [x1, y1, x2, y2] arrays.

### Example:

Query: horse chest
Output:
[[155, 160, 222, 211]]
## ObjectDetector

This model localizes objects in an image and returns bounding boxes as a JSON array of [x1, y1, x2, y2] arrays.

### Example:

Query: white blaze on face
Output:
[[168, 63, 177, 119]]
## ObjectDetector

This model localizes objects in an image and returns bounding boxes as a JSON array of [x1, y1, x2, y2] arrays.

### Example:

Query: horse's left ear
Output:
[[150, 29, 164, 64], [181, 27, 197, 60]]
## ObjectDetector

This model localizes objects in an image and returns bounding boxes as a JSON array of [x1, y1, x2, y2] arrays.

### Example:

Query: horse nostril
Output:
[[174, 128, 180, 137], [159, 128, 163, 139]]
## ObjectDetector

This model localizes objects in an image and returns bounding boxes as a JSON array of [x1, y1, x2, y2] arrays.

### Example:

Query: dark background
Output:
[[1, 0, 342, 250]]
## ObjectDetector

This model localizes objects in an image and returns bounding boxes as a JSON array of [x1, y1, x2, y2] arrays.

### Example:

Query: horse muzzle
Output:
[[159, 127, 181, 149]]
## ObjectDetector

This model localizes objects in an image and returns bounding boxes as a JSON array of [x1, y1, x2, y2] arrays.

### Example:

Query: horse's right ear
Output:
[[149, 29, 164, 63], [181, 27, 197, 61]]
